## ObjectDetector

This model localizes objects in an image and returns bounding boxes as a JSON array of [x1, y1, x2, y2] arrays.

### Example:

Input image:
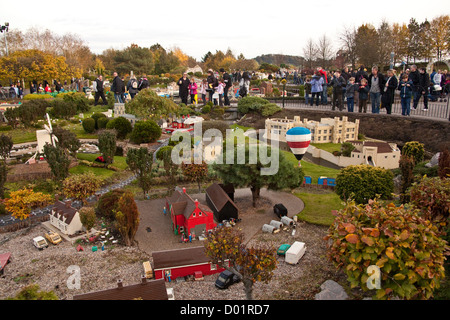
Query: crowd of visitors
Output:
[[302, 65, 450, 116]]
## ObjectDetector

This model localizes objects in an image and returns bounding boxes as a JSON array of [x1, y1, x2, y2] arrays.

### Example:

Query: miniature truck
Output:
[[285, 241, 306, 265], [33, 236, 48, 250], [45, 231, 62, 245]]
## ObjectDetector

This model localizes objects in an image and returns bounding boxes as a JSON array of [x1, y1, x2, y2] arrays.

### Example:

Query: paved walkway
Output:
[[134, 188, 304, 255]]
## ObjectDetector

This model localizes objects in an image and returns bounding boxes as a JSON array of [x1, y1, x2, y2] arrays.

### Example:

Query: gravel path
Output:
[[0, 188, 344, 300]]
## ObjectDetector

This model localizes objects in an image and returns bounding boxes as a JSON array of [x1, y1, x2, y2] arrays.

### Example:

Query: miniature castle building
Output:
[[265, 116, 359, 144]]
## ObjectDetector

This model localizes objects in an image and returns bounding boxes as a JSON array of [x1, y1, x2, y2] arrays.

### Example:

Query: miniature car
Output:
[[33, 236, 48, 250], [277, 244, 291, 256], [45, 231, 62, 245], [215, 270, 240, 289]]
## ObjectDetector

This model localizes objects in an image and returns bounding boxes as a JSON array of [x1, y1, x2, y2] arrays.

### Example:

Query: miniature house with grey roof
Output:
[[49, 200, 83, 235]]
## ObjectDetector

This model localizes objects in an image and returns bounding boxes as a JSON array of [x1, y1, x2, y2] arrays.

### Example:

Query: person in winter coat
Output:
[[220, 68, 232, 106], [239, 71, 250, 98], [330, 70, 346, 111], [111, 72, 124, 103], [413, 67, 430, 111], [127, 75, 139, 100], [200, 79, 208, 105], [138, 75, 149, 91], [398, 74, 414, 116], [188, 78, 198, 105], [357, 78, 370, 113], [381, 69, 398, 115], [310, 72, 324, 106], [368, 67, 385, 114], [207, 69, 218, 102], [93, 75, 108, 106], [177, 73, 190, 105], [316, 67, 328, 105], [345, 77, 358, 112]]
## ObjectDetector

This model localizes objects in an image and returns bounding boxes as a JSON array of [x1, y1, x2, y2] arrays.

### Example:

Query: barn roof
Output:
[[206, 183, 238, 213], [0, 252, 11, 270], [166, 189, 209, 219], [72, 278, 168, 300], [152, 246, 210, 270]]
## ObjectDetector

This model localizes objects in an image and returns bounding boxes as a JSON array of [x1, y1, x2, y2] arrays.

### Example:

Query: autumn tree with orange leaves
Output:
[[3, 189, 53, 221], [204, 226, 277, 300]]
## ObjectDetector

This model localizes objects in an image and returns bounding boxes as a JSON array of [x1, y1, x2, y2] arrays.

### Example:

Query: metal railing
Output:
[[267, 95, 450, 121]]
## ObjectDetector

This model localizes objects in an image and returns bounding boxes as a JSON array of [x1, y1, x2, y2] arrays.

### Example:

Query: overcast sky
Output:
[[3, 0, 449, 60]]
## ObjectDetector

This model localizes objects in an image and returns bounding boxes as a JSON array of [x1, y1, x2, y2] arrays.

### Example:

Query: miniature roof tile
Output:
[[152, 246, 210, 270], [73, 278, 168, 300], [52, 200, 78, 224]]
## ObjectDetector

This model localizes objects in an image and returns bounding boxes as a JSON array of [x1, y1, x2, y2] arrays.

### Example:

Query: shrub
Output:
[[237, 96, 281, 116], [402, 141, 425, 164], [23, 94, 52, 100], [60, 92, 90, 112], [409, 176, 450, 224], [438, 147, 450, 179], [106, 117, 132, 139], [96, 189, 125, 220], [49, 98, 77, 119], [335, 164, 394, 204], [97, 117, 110, 129], [125, 88, 179, 119], [260, 103, 281, 117], [91, 112, 107, 129], [201, 105, 211, 114], [82, 118, 96, 133], [325, 199, 447, 300], [98, 129, 117, 166], [130, 120, 161, 144], [237, 96, 269, 114]]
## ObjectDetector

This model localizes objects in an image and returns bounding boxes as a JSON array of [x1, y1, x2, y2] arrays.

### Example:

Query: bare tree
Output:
[[317, 34, 334, 69], [302, 38, 317, 70], [339, 26, 358, 69]]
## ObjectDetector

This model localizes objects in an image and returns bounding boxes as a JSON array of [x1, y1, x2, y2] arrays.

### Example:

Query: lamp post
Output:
[[0, 22, 9, 56]]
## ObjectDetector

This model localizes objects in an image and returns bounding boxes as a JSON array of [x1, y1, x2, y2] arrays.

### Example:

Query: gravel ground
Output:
[[0, 189, 346, 300]]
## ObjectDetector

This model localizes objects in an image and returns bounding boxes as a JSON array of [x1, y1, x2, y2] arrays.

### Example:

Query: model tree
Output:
[[43, 144, 71, 185], [98, 129, 117, 167], [126, 148, 153, 197], [79, 207, 96, 238], [212, 145, 303, 207], [62, 172, 102, 204], [181, 160, 208, 193], [114, 191, 140, 246], [0, 134, 13, 198], [4, 188, 53, 221], [204, 226, 277, 300]]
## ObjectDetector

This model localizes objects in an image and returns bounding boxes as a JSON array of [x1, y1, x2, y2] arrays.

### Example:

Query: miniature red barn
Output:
[[165, 187, 216, 237], [152, 246, 227, 281]]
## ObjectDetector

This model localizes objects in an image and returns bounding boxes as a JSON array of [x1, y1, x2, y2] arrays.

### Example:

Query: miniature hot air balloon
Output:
[[286, 127, 311, 167]]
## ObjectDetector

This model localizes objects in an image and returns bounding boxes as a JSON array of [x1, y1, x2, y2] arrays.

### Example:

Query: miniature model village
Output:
[[0, 91, 446, 301]]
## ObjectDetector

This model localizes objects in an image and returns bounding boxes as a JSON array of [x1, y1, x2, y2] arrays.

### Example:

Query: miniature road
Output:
[[134, 188, 304, 255]]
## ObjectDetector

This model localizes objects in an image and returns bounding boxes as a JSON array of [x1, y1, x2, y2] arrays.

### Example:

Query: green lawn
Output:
[[281, 150, 340, 183], [311, 143, 341, 154], [295, 190, 345, 226], [7, 128, 38, 144], [76, 153, 128, 170]]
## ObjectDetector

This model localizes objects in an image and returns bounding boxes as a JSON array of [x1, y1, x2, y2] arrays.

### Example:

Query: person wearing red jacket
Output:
[[317, 67, 328, 105]]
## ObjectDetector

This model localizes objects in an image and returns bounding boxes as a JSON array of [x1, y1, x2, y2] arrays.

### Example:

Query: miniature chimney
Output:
[[141, 276, 147, 284], [182, 187, 186, 193], [55, 194, 59, 201], [117, 279, 123, 288], [65, 200, 72, 208], [194, 199, 199, 208]]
